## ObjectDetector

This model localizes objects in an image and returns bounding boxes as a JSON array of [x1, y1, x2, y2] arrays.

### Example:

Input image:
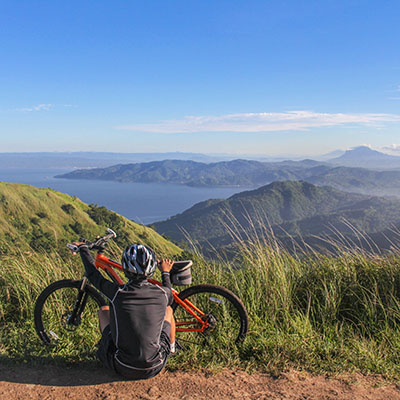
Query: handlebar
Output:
[[67, 228, 117, 253]]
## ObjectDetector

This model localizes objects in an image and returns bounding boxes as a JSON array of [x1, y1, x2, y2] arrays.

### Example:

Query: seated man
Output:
[[74, 241, 176, 380]]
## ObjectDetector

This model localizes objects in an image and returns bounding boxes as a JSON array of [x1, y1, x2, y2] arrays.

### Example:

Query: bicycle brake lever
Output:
[[67, 244, 79, 252], [106, 228, 117, 238]]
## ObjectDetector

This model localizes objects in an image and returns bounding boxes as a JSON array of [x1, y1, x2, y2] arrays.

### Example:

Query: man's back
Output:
[[110, 281, 171, 369]]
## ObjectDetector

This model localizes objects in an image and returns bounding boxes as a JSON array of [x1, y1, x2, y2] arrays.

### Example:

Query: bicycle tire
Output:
[[172, 284, 248, 346], [34, 279, 106, 345]]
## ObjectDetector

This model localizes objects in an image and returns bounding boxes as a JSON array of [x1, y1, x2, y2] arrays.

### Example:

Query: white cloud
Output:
[[381, 144, 400, 155], [115, 110, 400, 133], [16, 104, 53, 112]]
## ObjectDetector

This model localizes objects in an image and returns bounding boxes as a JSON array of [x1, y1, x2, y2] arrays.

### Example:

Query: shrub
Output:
[[61, 204, 75, 214], [29, 230, 54, 251], [30, 217, 40, 225], [69, 222, 83, 235]]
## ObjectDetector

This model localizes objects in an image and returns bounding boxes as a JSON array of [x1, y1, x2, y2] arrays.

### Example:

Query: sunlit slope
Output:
[[153, 181, 400, 251], [0, 182, 180, 256]]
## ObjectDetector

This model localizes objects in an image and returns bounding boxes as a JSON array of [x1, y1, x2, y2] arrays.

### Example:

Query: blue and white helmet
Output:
[[122, 244, 157, 280]]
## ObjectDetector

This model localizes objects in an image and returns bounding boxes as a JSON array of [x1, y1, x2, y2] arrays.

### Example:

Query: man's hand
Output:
[[159, 259, 174, 273]]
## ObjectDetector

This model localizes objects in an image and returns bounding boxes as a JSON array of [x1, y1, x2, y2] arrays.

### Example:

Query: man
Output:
[[74, 241, 176, 380]]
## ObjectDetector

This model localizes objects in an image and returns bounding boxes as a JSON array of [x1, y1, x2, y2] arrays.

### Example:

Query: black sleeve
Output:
[[79, 246, 119, 300], [161, 272, 173, 306]]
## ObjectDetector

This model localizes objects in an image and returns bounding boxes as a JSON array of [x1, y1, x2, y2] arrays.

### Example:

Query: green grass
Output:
[[0, 182, 181, 257], [2, 233, 400, 380]]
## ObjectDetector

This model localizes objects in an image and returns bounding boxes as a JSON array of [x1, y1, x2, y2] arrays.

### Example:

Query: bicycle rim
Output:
[[35, 280, 104, 346], [173, 285, 248, 348]]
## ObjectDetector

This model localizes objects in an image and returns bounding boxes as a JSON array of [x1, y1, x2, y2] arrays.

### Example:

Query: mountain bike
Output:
[[34, 229, 248, 350]]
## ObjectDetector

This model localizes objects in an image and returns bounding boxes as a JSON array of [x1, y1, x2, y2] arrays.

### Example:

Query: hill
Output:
[[152, 181, 400, 252], [0, 182, 180, 256], [56, 159, 321, 187], [57, 159, 400, 197]]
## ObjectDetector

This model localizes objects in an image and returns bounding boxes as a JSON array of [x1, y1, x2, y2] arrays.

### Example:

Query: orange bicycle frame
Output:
[[94, 253, 209, 333]]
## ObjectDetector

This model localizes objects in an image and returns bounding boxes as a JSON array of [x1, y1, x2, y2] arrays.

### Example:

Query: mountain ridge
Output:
[[153, 181, 400, 253], [57, 158, 400, 197]]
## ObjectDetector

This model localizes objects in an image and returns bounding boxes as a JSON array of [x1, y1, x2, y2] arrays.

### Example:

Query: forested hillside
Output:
[[153, 181, 400, 252]]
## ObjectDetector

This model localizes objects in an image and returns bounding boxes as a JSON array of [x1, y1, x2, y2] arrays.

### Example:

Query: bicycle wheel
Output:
[[172, 284, 248, 348], [34, 279, 106, 345]]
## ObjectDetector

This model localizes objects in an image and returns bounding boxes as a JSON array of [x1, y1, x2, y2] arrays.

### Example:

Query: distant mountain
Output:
[[0, 151, 318, 169], [307, 166, 400, 197], [57, 158, 400, 197], [57, 159, 325, 187], [0, 152, 232, 169], [328, 146, 400, 169], [0, 182, 180, 256], [314, 149, 346, 161], [152, 181, 400, 253], [4, 148, 400, 170]]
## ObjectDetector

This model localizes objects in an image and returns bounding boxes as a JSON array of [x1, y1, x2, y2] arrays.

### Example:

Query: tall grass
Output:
[[2, 234, 400, 379], [174, 221, 400, 377]]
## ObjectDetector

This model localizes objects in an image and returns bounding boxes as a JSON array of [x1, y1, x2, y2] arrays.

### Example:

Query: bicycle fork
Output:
[[67, 277, 90, 327]]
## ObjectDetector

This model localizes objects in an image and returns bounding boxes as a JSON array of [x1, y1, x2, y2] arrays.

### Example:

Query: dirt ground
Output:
[[1, 365, 400, 400]]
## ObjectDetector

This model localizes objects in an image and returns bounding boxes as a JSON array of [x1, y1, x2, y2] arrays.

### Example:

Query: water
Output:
[[0, 168, 251, 224]]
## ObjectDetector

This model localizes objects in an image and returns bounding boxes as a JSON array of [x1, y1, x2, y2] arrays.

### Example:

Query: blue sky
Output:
[[1, 1, 400, 156]]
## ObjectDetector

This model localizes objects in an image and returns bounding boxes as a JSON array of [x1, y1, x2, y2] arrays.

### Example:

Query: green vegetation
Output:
[[2, 230, 400, 380], [153, 181, 400, 254], [0, 182, 180, 257]]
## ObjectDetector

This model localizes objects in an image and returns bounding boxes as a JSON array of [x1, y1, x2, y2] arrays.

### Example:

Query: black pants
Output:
[[97, 322, 171, 380]]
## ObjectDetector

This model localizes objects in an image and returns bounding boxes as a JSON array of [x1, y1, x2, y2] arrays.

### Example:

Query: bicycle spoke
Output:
[[39, 286, 100, 346], [174, 290, 243, 348]]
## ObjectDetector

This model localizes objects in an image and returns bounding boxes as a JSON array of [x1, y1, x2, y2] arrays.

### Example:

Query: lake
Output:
[[0, 168, 251, 224]]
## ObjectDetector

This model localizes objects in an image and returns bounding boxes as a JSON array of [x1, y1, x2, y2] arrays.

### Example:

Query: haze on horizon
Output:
[[0, 144, 398, 161], [1, 1, 400, 157]]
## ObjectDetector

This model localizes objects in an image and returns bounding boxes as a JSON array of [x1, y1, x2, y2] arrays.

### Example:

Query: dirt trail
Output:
[[1, 365, 400, 400]]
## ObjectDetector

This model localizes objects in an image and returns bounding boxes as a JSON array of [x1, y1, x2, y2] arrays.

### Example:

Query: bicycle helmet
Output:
[[122, 244, 157, 281]]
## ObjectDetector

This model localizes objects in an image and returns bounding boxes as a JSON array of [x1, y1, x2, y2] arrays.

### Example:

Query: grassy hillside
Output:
[[153, 181, 400, 253], [0, 182, 180, 257]]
